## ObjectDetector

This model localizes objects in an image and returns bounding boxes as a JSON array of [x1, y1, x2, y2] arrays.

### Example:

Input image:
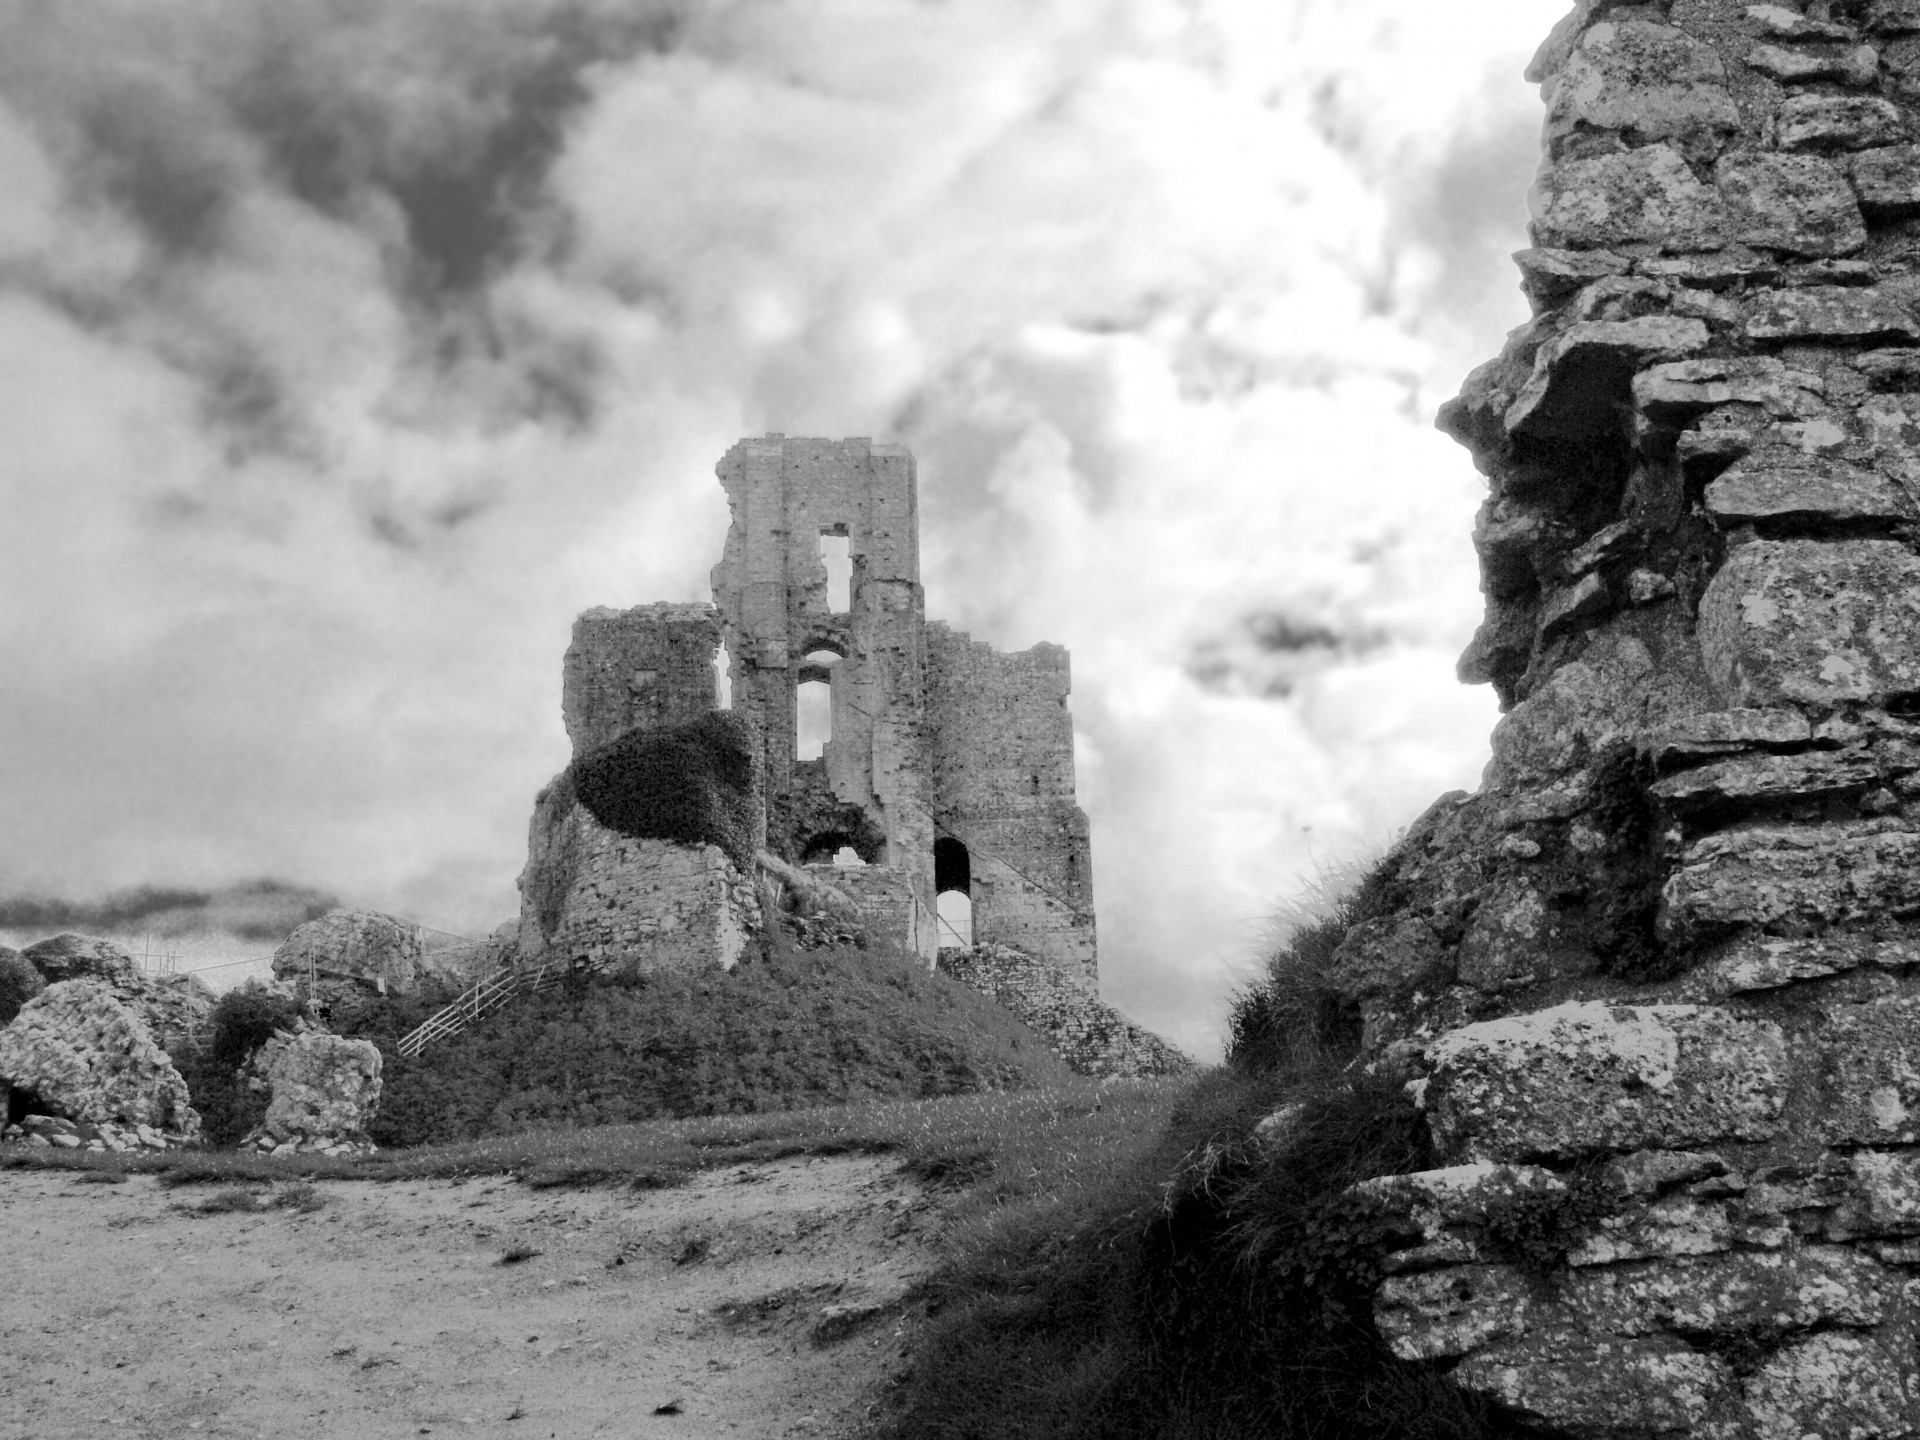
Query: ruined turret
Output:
[[1338, 5, 1920, 1433]]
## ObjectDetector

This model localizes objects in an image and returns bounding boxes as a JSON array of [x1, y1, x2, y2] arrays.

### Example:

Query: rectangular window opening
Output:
[[819, 531, 852, 614], [796, 678, 832, 760]]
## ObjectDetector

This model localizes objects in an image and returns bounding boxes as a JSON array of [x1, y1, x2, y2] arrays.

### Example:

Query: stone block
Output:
[[1852, 141, 1920, 217], [0, 980, 200, 1136], [1506, 317, 1711, 439], [1777, 94, 1908, 151], [1843, 1149, 1920, 1233], [1514, 246, 1634, 309], [1424, 1001, 1787, 1163], [1733, 1330, 1920, 1440], [1746, 41, 1881, 86], [1664, 820, 1920, 938], [1697, 539, 1920, 707], [1814, 995, 1920, 1143], [1677, 931, 1920, 998], [1453, 1331, 1726, 1437], [1564, 1194, 1736, 1266], [1641, 707, 1812, 765], [1632, 356, 1827, 428], [1745, 284, 1920, 341], [1703, 454, 1914, 525], [1650, 748, 1879, 811], [1374, 1263, 1535, 1362], [1530, 144, 1728, 251], [1455, 878, 1553, 992], [1325, 914, 1449, 1002], [1717, 153, 1867, 256], [1544, 19, 1739, 152]]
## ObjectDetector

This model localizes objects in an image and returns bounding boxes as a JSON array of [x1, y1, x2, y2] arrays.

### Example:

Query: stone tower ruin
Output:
[[508, 437, 1177, 1076], [1318, 4, 1920, 1435]]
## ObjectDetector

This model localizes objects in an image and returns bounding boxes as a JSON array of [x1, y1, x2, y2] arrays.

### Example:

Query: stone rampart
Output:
[[1332, 5, 1920, 1433]]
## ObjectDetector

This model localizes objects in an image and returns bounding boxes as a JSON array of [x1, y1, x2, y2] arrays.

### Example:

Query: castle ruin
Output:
[[510, 436, 1179, 1077]]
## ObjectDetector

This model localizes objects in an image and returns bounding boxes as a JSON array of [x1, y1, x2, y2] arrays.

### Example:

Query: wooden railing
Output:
[[396, 961, 567, 1060]]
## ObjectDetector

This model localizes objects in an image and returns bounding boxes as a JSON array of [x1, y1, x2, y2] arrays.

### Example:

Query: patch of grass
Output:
[[194, 1186, 267, 1214], [75, 1170, 128, 1185], [272, 1182, 327, 1213], [352, 927, 1081, 1150]]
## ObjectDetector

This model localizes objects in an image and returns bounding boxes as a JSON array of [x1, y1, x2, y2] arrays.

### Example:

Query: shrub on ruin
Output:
[[570, 710, 760, 870], [0, 950, 45, 1027]]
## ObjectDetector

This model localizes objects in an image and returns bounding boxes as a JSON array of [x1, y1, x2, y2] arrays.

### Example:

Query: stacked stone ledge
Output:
[[1315, 4, 1920, 1435]]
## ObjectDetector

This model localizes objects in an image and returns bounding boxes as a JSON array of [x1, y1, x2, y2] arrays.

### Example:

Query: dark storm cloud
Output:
[[1186, 608, 1393, 699]]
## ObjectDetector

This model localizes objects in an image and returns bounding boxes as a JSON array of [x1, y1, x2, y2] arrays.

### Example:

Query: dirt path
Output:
[[1, 1156, 942, 1440]]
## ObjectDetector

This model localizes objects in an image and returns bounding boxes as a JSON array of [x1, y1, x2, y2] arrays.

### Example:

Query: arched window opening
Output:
[[934, 835, 971, 895], [714, 641, 733, 710], [795, 648, 840, 762], [937, 890, 973, 949], [819, 530, 852, 614]]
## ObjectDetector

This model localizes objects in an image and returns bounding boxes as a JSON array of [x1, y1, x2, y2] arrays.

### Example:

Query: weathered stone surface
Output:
[[1530, 144, 1728, 251], [1778, 94, 1908, 152], [17, 933, 213, 1048], [1544, 19, 1740, 154], [1454, 1331, 1725, 1437], [1746, 41, 1881, 86], [1423, 1002, 1787, 1163], [1703, 454, 1915, 525], [1324, 915, 1449, 1003], [1678, 931, 1920, 998], [1562, 1247, 1892, 1333], [561, 603, 722, 755], [1455, 878, 1553, 992], [1844, 1149, 1920, 1233], [1717, 153, 1868, 256], [1564, 1194, 1736, 1266], [272, 909, 443, 993], [0, 980, 199, 1136], [1744, 283, 1920, 340], [1641, 707, 1812, 765], [1697, 539, 1920, 707], [1814, 996, 1920, 1143], [1734, 1330, 1920, 1440], [1350, 1163, 1566, 1272], [1632, 357, 1827, 427], [1374, 1264, 1535, 1362], [1506, 317, 1711, 439], [1650, 747, 1880, 811], [1852, 142, 1920, 214], [1514, 246, 1634, 309], [1664, 820, 1920, 939], [247, 1032, 381, 1150]]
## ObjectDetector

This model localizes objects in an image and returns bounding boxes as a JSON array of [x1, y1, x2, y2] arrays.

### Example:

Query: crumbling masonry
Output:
[[513, 437, 1181, 1078], [1322, 4, 1920, 1435]]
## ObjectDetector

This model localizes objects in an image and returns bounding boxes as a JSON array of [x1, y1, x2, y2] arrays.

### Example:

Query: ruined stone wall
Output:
[[562, 603, 720, 755], [1325, 6, 1920, 1434], [517, 793, 758, 974], [926, 623, 1097, 984], [711, 436, 940, 959], [806, 863, 928, 956]]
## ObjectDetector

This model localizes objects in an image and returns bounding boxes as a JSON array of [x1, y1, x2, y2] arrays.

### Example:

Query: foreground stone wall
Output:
[[1335, 4, 1920, 1434]]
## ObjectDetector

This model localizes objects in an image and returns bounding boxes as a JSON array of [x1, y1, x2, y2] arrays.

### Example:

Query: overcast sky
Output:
[[0, 0, 1565, 1057]]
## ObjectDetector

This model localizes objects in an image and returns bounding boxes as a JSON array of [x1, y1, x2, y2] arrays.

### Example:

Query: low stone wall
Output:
[[520, 801, 760, 974], [936, 942, 1189, 1078], [807, 864, 928, 958]]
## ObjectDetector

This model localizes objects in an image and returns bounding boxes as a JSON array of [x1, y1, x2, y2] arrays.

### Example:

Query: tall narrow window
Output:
[[795, 649, 841, 761], [819, 531, 851, 614], [714, 641, 733, 710], [934, 835, 973, 948]]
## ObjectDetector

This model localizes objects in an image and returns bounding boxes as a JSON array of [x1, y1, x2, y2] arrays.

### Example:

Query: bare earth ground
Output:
[[1, 1156, 943, 1440]]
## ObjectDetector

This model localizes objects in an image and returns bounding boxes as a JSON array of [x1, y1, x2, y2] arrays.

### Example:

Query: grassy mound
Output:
[[346, 926, 1078, 1149]]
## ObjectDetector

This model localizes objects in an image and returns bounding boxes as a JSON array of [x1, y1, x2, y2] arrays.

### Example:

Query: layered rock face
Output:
[[1342, 4, 1920, 1433], [20, 933, 215, 1044], [0, 980, 200, 1142]]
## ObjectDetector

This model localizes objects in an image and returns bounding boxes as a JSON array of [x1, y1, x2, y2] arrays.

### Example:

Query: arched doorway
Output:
[[934, 835, 972, 949]]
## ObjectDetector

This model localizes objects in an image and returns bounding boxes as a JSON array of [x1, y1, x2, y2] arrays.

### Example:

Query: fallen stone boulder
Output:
[[241, 1031, 381, 1156], [18, 933, 215, 1043], [0, 980, 199, 1142]]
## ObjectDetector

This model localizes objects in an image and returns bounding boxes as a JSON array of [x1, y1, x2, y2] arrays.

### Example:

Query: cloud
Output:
[[0, 0, 1566, 1057]]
